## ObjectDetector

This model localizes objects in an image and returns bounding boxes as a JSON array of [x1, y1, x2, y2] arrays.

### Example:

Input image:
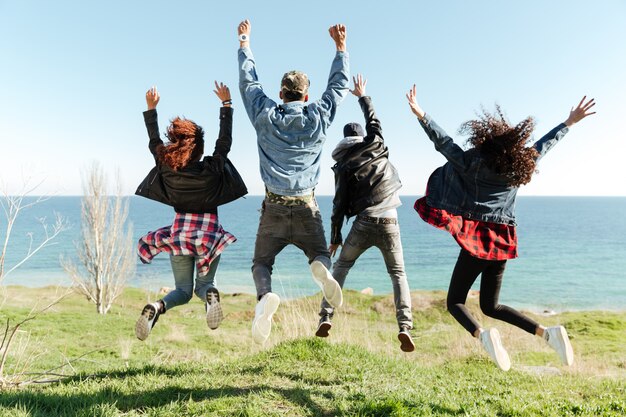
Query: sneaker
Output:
[[135, 302, 161, 341], [251, 292, 280, 344], [479, 328, 511, 371], [310, 260, 343, 308], [205, 288, 224, 330], [544, 325, 574, 366], [315, 315, 332, 338], [398, 325, 415, 353]]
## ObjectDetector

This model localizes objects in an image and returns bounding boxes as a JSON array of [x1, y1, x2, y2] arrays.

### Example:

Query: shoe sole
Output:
[[315, 322, 332, 338], [135, 308, 154, 341], [206, 292, 224, 330], [311, 261, 343, 308], [483, 328, 511, 371], [398, 332, 415, 352], [554, 326, 575, 366], [251, 293, 280, 344]]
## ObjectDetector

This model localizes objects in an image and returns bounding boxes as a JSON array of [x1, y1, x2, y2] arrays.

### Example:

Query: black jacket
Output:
[[136, 107, 246, 213], [330, 96, 402, 244]]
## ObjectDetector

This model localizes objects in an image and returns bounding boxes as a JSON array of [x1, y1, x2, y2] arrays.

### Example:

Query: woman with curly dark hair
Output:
[[406, 87, 595, 370], [135, 82, 245, 341]]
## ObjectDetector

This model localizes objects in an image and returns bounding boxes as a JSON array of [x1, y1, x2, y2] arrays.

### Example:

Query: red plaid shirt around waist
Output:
[[138, 212, 236, 276]]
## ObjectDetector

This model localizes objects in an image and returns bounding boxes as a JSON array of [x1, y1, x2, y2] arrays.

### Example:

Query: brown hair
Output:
[[157, 117, 204, 171], [459, 106, 539, 187]]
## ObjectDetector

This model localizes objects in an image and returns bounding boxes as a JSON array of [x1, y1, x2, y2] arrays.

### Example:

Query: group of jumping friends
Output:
[[133, 20, 596, 371]]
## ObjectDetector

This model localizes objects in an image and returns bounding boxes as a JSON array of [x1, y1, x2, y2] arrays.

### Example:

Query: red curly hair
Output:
[[157, 117, 204, 171], [459, 106, 539, 187]]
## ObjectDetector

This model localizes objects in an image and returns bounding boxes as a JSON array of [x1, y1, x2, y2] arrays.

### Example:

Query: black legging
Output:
[[447, 249, 538, 335]]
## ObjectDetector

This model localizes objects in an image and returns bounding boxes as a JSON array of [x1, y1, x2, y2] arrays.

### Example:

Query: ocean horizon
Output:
[[1, 195, 625, 313]]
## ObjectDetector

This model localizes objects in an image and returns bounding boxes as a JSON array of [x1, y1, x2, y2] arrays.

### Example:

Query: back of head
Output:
[[157, 117, 205, 171], [281, 70, 309, 102], [459, 106, 538, 187]]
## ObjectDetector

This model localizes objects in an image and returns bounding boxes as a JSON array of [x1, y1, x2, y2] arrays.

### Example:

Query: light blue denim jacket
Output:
[[419, 114, 569, 225], [238, 47, 349, 196]]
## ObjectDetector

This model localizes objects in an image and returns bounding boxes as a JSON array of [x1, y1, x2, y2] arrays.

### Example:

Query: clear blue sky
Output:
[[1, 0, 625, 196]]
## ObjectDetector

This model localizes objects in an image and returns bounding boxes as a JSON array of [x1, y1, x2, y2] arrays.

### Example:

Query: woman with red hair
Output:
[[135, 82, 242, 341]]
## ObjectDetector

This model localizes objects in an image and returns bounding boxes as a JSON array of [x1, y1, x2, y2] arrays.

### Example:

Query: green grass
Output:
[[0, 286, 624, 416]]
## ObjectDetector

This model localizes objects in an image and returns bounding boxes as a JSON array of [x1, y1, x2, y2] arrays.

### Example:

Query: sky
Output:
[[1, 0, 625, 196]]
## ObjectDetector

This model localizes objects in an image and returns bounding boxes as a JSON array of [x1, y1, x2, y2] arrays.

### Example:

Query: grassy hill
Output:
[[0, 286, 624, 416]]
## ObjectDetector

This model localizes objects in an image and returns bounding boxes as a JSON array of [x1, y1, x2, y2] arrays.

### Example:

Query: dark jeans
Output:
[[252, 199, 331, 299], [319, 218, 412, 328], [447, 249, 538, 335]]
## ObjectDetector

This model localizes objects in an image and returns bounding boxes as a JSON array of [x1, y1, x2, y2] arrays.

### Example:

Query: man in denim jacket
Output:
[[237, 19, 350, 344]]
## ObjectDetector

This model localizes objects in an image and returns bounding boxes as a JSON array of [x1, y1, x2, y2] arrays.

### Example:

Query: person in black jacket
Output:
[[315, 75, 415, 352], [135, 83, 239, 341]]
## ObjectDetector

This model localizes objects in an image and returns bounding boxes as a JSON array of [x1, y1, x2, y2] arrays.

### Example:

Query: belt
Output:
[[357, 215, 398, 225], [265, 190, 315, 206]]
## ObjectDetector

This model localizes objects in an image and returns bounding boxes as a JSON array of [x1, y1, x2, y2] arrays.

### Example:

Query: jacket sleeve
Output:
[[358, 96, 383, 141], [315, 51, 350, 130], [418, 114, 467, 171], [330, 166, 348, 245], [532, 123, 569, 162], [213, 107, 233, 159], [143, 109, 163, 163], [238, 47, 276, 124]]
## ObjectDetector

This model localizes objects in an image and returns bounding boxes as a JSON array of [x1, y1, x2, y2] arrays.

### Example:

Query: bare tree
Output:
[[0, 179, 67, 285], [62, 163, 135, 314]]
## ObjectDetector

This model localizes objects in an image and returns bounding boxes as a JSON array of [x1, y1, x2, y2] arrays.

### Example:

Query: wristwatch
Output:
[[238, 33, 249, 42]]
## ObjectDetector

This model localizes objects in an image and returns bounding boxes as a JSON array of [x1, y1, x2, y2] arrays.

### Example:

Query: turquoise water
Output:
[[1, 196, 625, 312]]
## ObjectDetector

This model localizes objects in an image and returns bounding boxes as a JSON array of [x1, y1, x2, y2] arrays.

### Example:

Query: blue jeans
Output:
[[319, 218, 412, 328], [162, 254, 221, 311], [252, 199, 331, 299]]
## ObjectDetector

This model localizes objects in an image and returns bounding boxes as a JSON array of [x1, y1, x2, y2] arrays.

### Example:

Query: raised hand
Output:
[[406, 84, 425, 120], [564, 96, 596, 127], [238, 19, 251, 47], [213, 81, 231, 106], [350, 74, 367, 97], [329, 243, 341, 258], [146, 86, 160, 110], [328, 24, 347, 52]]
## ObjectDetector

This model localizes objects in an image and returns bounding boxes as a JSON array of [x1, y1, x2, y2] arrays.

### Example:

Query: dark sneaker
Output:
[[205, 288, 224, 330], [135, 302, 161, 341], [315, 315, 332, 338], [398, 325, 415, 352]]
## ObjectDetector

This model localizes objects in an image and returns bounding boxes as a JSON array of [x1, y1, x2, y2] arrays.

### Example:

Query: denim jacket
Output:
[[238, 47, 349, 196], [419, 114, 569, 225]]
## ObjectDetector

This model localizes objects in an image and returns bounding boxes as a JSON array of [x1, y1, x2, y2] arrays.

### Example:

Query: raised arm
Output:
[[315, 24, 350, 127], [533, 96, 596, 161], [212, 81, 233, 159], [350, 74, 383, 139], [237, 19, 274, 123], [406, 85, 466, 170], [143, 86, 163, 162]]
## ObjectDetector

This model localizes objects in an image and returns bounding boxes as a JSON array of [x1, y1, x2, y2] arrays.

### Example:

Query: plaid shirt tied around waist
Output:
[[138, 212, 236, 276], [414, 196, 517, 261]]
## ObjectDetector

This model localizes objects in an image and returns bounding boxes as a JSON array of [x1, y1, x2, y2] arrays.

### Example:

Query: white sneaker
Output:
[[479, 328, 511, 371], [544, 325, 574, 366], [135, 302, 161, 341], [251, 292, 280, 344], [205, 288, 224, 330], [310, 260, 343, 308]]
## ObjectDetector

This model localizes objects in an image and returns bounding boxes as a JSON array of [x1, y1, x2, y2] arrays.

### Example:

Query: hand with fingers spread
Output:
[[406, 84, 425, 120], [328, 24, 347, 52], [564, 96, 596, 127], [146, 86, 160, 110], [238, 19, 251, 48], [213, 81, 232, 107], [350, 74, 367, 98]]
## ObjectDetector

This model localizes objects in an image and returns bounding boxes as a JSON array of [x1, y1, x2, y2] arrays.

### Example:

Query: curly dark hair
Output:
[[157, 117, 205, 171], [459, 106, 539, 187]]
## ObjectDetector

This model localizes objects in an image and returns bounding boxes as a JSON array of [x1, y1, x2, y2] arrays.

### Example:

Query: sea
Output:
[[1, 196, 625, 312]]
